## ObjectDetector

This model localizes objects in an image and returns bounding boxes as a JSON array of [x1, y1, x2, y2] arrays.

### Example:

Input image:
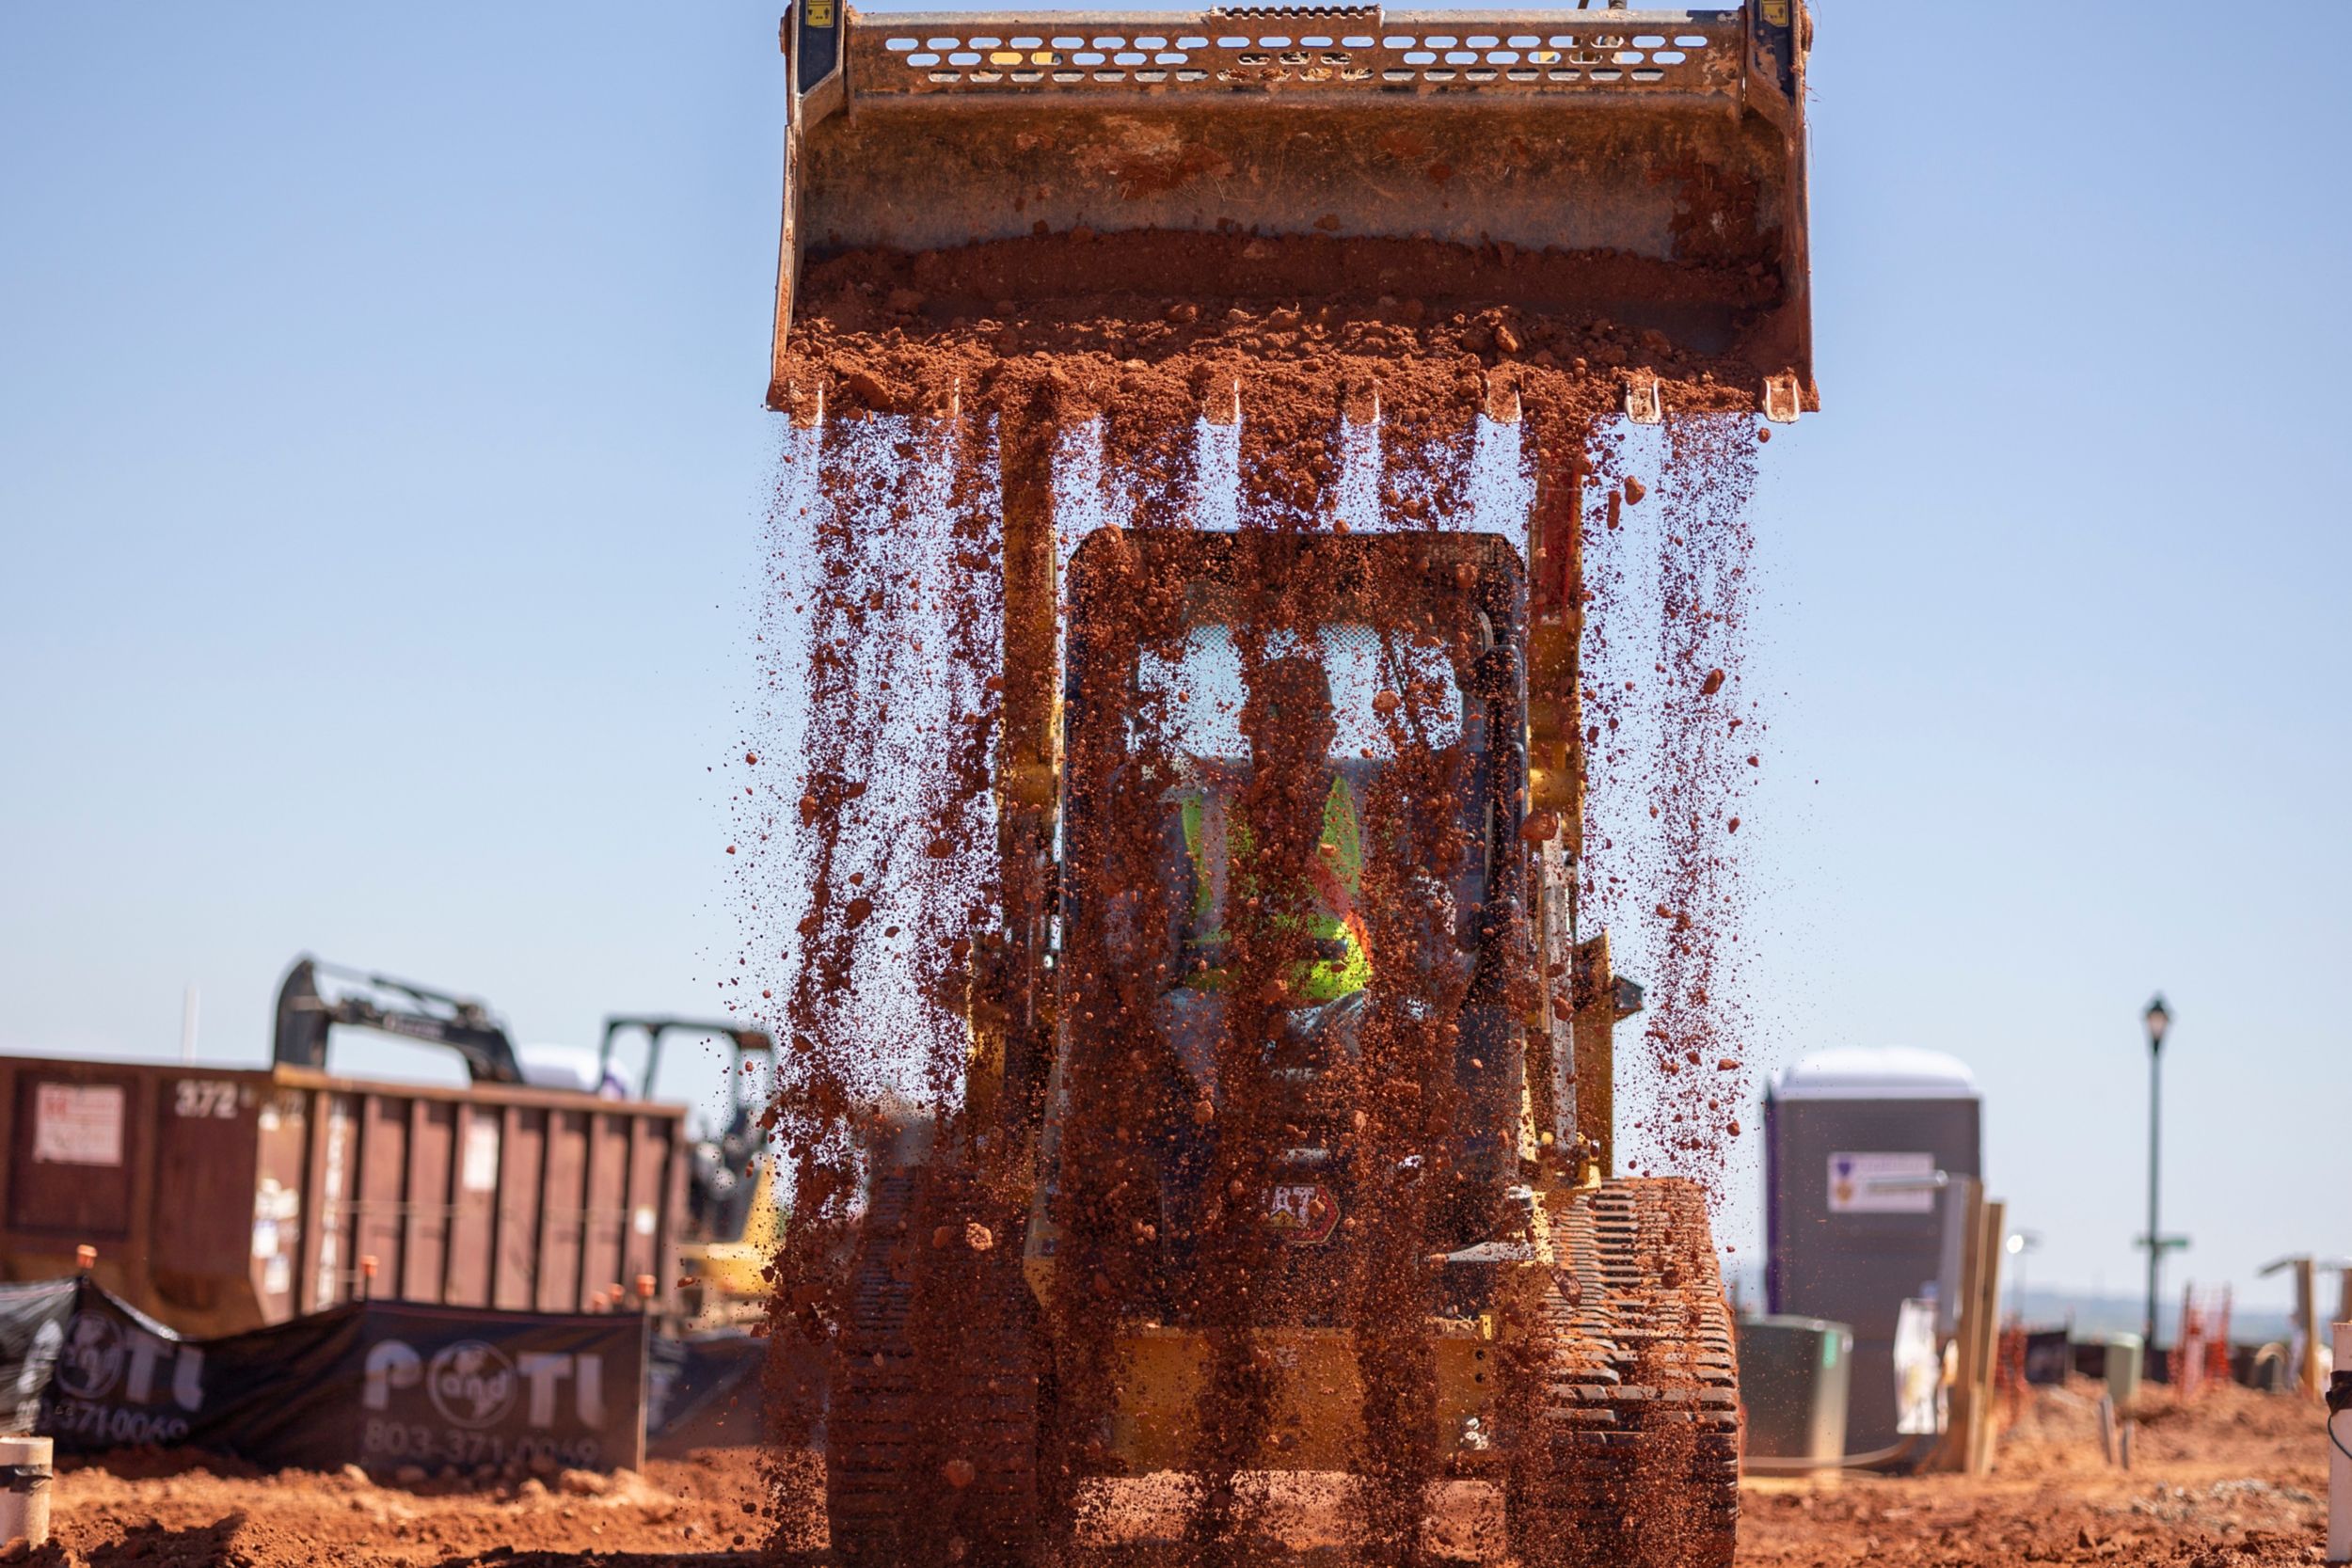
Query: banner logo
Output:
[[424, 1340, 518, 1429], [54, 1312, 125, 1401]]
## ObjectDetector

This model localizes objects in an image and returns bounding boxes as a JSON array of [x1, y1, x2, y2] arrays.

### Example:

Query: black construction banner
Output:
[[346, 1303, 646, 1474], [0, 1279, 76, 1436], [0, 1279, 646, 1475]]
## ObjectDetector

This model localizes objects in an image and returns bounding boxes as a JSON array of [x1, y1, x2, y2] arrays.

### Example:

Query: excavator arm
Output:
[[272, 955, 526, 1085]]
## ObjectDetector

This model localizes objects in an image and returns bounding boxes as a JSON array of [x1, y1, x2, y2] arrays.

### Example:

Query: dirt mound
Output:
[[24, 1383, 2329, 1568], [1741, 1382, 2329, 1568], [20, 1448, 771, 1568]]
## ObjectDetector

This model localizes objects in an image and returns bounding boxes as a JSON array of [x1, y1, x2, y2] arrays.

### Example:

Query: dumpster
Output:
[[0, 1055, 687, 1336]]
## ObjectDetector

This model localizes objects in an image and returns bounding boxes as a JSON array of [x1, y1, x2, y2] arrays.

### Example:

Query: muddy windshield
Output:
[[1136, 621, 1478, 763], [1127, 620, 1487, 993]]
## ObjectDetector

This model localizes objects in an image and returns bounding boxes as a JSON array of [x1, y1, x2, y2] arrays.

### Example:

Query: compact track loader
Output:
[[768, 5, 1812, 1562]]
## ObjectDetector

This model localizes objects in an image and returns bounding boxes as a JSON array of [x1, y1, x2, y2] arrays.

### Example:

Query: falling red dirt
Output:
[[723, 227, 1777, 1565]]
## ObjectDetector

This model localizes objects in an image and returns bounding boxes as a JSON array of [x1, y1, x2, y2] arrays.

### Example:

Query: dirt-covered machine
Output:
[[598, 1016, 784, 1320], [770, 3, 1810, 1561]]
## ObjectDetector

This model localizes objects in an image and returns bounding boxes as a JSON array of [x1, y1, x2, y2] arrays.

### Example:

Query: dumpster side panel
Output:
[[149, 1070, 267, 1331], [400, 1098, 455, 1302], [494, 1106, 548, 1311], [581, 1111, 631, 1304], [300, 1090, 361, 1313], [622, 1116, 670, 1301], [252, 1086, 308, 1322], [356, 1091, 410, 1296], [445, 1101, 500, 1307], [6, 1063, 141, 1244], [539, 1107, 589, 1311]]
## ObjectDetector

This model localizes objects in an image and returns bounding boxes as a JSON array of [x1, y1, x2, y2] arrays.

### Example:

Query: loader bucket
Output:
[[769, 0, 1813, 413]]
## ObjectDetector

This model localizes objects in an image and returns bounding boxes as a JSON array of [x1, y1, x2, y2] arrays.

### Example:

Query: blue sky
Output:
[[2, 4, 2344, 1314]]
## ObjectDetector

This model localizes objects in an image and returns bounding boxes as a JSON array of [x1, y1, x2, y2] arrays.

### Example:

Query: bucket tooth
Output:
[[1204, 375, 1243, 427], [1623, 372, 1663, 426], [1483, 369, 1522, 426]]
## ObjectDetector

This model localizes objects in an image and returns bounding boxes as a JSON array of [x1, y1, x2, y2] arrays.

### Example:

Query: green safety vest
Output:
[[1177, 773, 1373, 1003]]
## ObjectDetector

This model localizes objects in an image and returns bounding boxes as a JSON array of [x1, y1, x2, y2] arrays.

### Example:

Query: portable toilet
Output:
[[1765, 1047, 1981, 1453]]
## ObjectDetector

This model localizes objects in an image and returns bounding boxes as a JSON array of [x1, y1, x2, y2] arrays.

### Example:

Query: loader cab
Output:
[[1027, 528, 1534, 1307], [1057, 527, 1530, 1003]]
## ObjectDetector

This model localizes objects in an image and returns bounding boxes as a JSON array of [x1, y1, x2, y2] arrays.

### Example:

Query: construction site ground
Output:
[[13, 1379, 2325, 1568]]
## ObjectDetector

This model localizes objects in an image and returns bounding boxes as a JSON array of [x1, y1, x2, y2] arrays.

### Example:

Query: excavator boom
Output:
[[272, 956, 525, 1085]]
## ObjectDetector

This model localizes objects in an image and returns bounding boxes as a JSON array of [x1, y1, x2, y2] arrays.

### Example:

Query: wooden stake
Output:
[[1971, 1198, 2008, 1476], [1935, 1183, 1984, 1473]]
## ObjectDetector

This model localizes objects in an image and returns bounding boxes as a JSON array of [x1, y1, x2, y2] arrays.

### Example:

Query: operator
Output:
[[1158, 652, 1372, 1118], [1175, 655, 1370, 1002]]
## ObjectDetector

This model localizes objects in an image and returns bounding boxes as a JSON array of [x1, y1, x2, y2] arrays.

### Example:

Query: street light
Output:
[[2141, 995, 2170, 1350]]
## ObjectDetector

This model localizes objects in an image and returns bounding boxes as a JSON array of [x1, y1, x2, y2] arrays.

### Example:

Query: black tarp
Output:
[[0, 1278, 647, 1474], [645, 1332, 770, 1454]]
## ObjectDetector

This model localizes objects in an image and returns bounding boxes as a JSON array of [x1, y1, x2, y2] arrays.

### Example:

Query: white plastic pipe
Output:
[[2330, 1323, 2350, 1565], [0, 1434, 53, 1549]]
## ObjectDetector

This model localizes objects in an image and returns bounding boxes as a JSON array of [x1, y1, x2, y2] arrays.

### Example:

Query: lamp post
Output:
[[2141, 994, 2170, 1350]]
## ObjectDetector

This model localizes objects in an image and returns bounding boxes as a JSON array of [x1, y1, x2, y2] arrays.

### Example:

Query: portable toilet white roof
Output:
[[1772, 1047, 1978, 1102]]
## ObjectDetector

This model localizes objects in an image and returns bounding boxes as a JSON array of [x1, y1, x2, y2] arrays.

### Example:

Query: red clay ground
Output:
[[1740, 1380, 2330, 1568], [15, 1380, 2328, 1566]]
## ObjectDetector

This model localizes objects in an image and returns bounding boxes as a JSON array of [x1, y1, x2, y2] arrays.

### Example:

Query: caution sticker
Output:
[[1265, 1183, 1340, 1246], [34, 1083, 124, 1166], [1826, 1151, 1936, 1214]]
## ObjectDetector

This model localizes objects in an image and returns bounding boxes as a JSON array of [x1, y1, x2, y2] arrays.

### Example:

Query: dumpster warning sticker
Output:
[[34, 1084, 124, 1165], [462, 1122, 501, 1193], [1827, 1151, 1937, 1213]]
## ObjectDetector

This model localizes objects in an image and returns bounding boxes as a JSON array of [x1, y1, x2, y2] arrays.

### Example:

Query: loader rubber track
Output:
[[826, 1169, 921, 1564], [827, 1162, 1043, 1566], [1507, 1176, 1740, 1568]]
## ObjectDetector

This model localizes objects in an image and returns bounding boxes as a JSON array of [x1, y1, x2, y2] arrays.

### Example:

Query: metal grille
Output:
[[855, 12, 1740, 98]]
